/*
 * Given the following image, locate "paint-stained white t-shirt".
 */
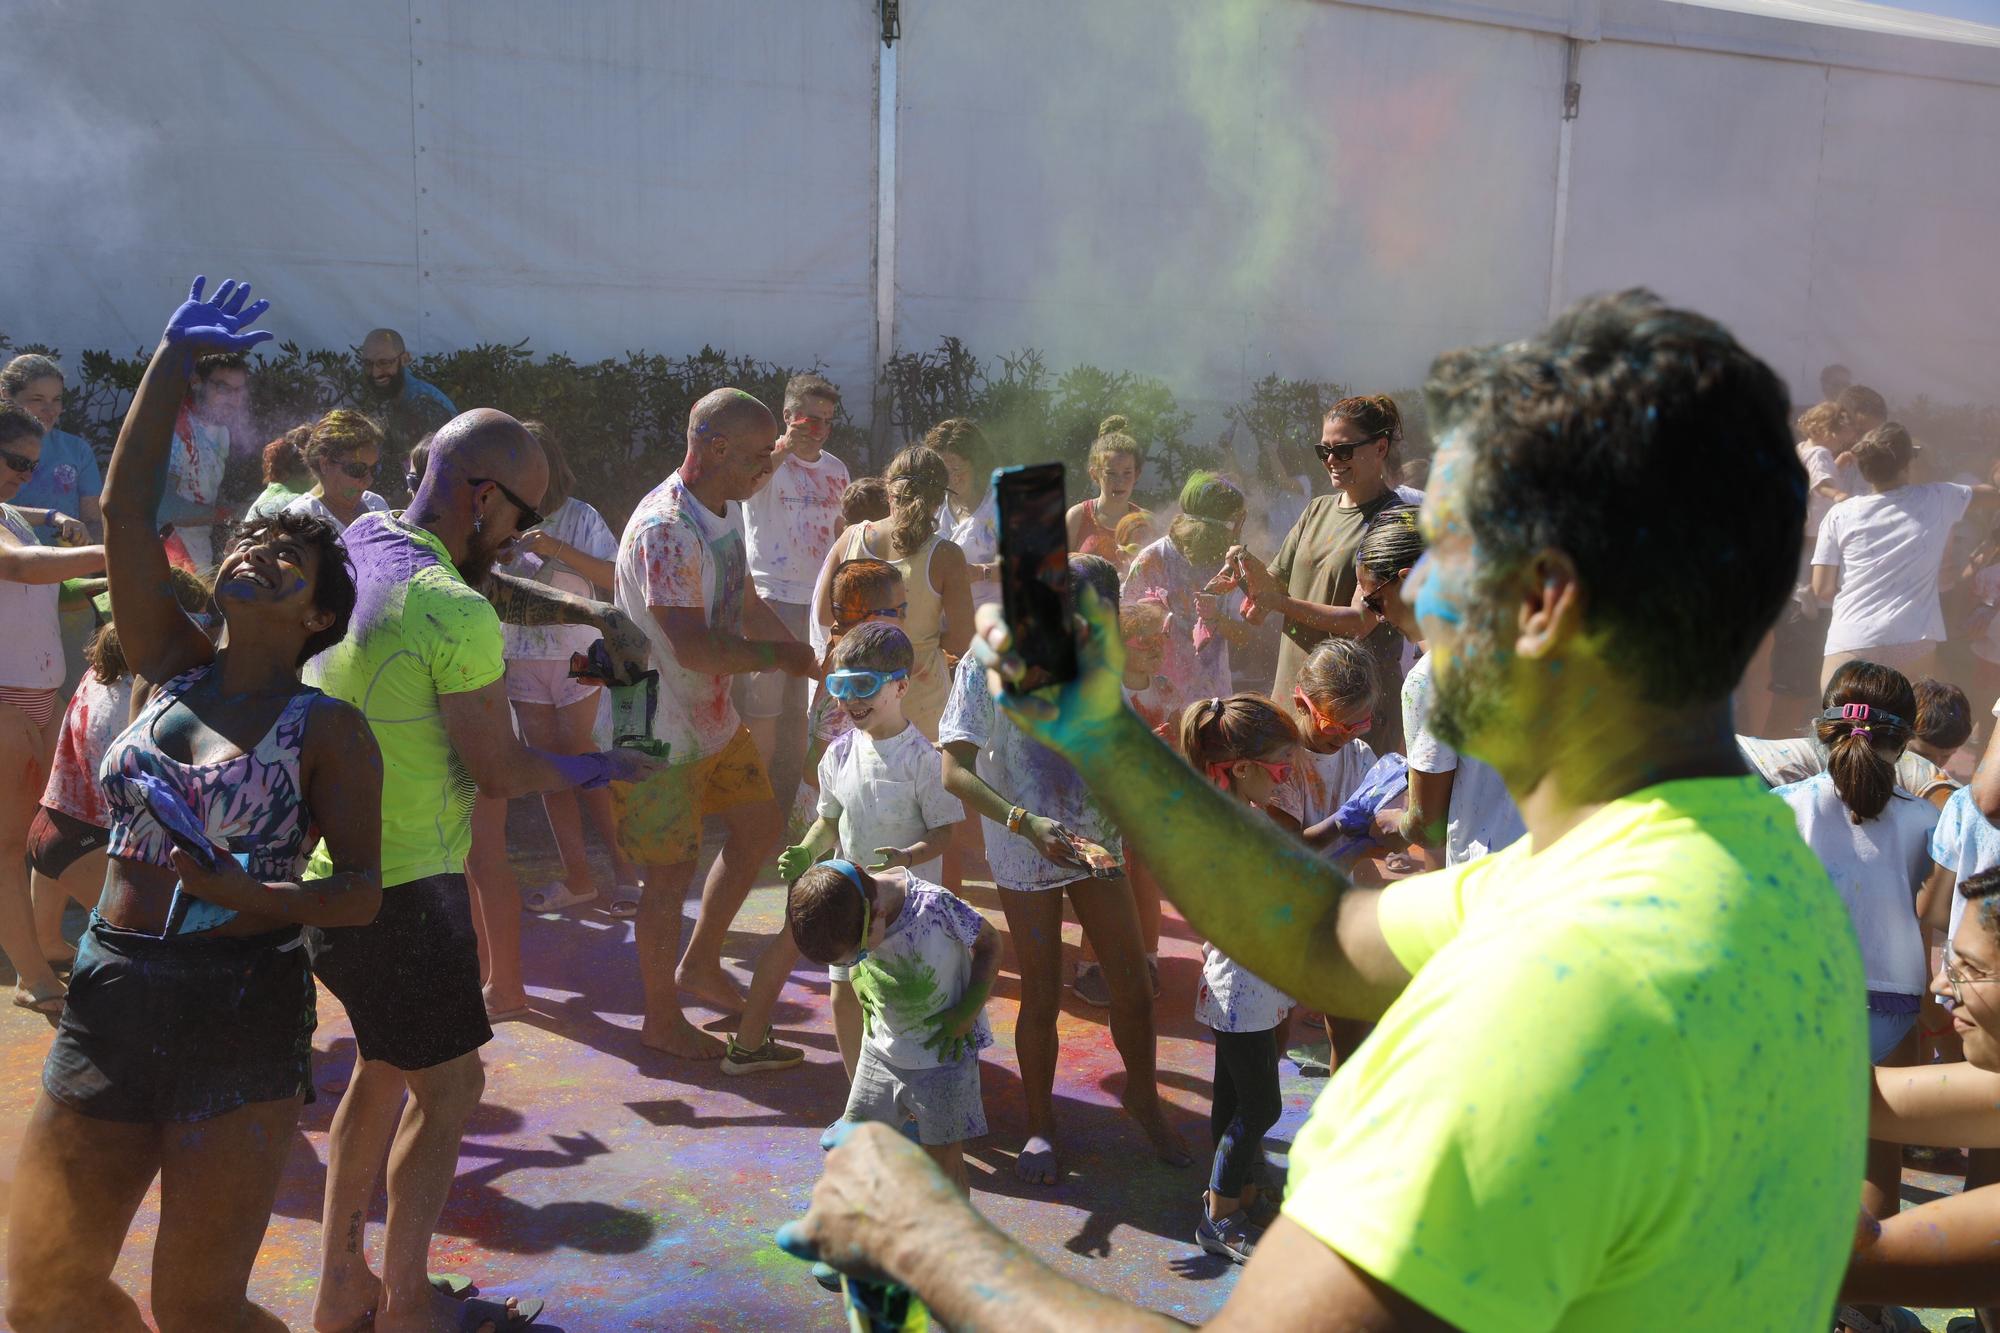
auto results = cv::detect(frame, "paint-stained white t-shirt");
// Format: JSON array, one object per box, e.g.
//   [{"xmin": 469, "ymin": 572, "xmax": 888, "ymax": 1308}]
[
  {"xmin": 1402, "ymin": 655, "xmax": 1525, "ymax": 867},
  {"xmin": 1814, "ymin": 482, "xmax": 1973, "ymax": 653},
  {"xmin": 816, "ymin": 722, "xmax": 964, "ymax": 884},
  {"xmin": 741, "ymin": 450, "xmax": 850, "ymax": 606}
]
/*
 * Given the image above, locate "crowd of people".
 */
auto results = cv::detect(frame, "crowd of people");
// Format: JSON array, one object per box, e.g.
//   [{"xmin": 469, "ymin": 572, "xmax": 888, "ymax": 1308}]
[{"xmin": 6, "ymin": 275, "xmax": 2000, "ymax": 1332}]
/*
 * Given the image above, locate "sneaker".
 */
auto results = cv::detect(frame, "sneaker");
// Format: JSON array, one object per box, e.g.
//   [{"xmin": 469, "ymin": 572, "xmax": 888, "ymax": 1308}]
[
  {"xmin": 721, "ymin": 1038, "xmax": 805, "ymax": 1075},
  {"xmin": 1073, "ymin": 962, "xmax": 1111, "ymax": 1008},
  {"xmin": 1196, "ymin": 1211, "xmax": 1258, "ymax": 1264}
]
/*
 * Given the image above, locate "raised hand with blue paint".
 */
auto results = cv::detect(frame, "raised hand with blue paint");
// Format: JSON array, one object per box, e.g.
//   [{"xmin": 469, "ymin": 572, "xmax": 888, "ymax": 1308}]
[{"xmin": 164, "ymin": 275, "xmax": 274, "ymax": 354}]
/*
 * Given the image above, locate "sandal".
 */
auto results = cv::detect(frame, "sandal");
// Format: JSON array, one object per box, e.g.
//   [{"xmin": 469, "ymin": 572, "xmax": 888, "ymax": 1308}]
[
  {"xmin": 432, "ymin": 1272, "xmax": 477, "ymax": 1299},
  {"xmin": 522, "ymin": 882, "xmax": 597, "ymax": 913},
  {"xmin": 12, "ymin": 991, "xmax": 65, "ymax": 1027},
  {"xmin": 606, "ymin": 881, "xmax": 643, "ymax": 918}
]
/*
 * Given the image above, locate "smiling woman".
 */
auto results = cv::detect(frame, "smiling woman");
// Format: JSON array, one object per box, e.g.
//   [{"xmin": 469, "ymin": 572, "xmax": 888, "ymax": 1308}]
[{"xmin": 4, "ymin": 277, "xmax": 385, "ymax": 1333}]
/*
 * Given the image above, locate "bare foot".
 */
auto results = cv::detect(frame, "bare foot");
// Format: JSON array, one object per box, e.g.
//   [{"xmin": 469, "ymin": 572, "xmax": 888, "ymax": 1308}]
[
  {"xmin": 482, "ymin": 984, "xmax": 531, "ymax": 1021},
  {"xmin": 674, "ymin": 959, "xmax": 747, "ymax": 1014},
  {"xmin": 11, "ymin": 985, "xmax": 65, "ymax": 1028},
  {"xmin": 641, "ymin": 1016, "xmax": 727, "ymax": 1060},
  {"xmin": 1123, "ymin": 1091, "xmax": 1193, "ymax": 1167},
  {"xmin": 1014, "ymin": 1134, "xmax": 1060, "ymax": 1186},
  {"xmin": 310, "ymin": 1266, "xmax": 381, "ymax": 1333}
]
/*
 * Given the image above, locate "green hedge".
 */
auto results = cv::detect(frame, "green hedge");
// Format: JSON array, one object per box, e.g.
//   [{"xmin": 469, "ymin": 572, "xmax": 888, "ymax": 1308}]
[{"xmin": 0, "ymin": 328, "xmax": 1419, "ymax": 526}]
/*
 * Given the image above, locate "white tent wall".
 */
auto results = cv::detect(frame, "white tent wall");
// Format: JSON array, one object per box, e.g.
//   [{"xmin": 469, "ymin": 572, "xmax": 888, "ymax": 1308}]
[
  {"xmin": 1, "ymin": 0, "xmax": 1995, "ymax": 437},
  {"xmin": 0, "ymin": 0, "xmax": 881, "ymax": 400}
]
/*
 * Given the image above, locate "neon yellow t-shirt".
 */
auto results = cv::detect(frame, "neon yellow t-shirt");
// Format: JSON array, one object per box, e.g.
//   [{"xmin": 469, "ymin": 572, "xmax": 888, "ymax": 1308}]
[
  {"xmin": 306, "ymin": 513, "xmax": 505, "ymax": 888},
  {"xmin": 1283, "ymin": 777, "xmax": 1866, "ymax": 1331}
]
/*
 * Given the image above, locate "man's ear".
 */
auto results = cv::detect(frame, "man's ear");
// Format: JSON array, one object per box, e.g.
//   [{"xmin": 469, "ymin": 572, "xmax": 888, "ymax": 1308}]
[{"xmin": 1514, "ymin": 549, "xmax": 1584, "ymax": 662}]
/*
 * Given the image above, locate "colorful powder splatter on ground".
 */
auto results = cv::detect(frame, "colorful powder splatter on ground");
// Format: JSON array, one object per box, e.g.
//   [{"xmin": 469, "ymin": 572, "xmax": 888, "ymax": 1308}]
[{"xmin": 0, "ymin": 829, "xmax": 1976, "ymax": 1329}]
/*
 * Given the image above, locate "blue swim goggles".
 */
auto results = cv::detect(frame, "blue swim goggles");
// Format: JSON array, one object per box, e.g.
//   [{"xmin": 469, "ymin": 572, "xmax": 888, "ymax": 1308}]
[{"xmin": 824, "ymin": 668, "xmax": 908, "ymax": 701}]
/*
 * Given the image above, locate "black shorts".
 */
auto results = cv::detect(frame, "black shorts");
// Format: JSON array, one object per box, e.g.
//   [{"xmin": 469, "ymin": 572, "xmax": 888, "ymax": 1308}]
[
  {"xmin": 1770, "ymin": 604, "xmax": 1829, "ymax": 699},
  {"xmin": 44, "ymin": 916, "xmax": 316, "ymax": 1123},
  {"xmin": 307, "ymin": 872, "xmax": 491, "ymax": 1071},
  {"xmin": 26, "ymin": 806, "xmax": 109, "ymax": 880}
]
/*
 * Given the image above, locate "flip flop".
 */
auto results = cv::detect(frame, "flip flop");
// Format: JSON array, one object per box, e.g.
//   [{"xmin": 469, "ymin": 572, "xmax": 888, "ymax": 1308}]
[
  {"xmin": 606, "ymin": 882, "xmax": 643, "ymax": 918},
  {"xmin": 484, "ymin": 1005, "xmax": 533, "ymax": 1024},
  {"xmin": 12, "ymin": 992, "xmax": 64, "ymax": 1027},
  {"xmin": 431, "ymin": 1272, "xmax": 477, "ymax": 1299},
  {"xmin": 458, "ymin": 1295, "xmax": 543, "ymax": 1330},
  {"xmin": 522, "ymin": 882, "xmax": 597, "ymax": 913}
]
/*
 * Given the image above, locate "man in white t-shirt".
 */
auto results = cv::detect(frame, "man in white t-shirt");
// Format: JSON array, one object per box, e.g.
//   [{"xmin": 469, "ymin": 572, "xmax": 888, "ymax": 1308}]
[
  {"xmin": 737, "ymin": 373, "xmax": 850, "ymax": 818},
  {"xmin": 613, "ymin": 389, "xmax": 818, "ymax": 1066},
  {"xmin": 1400, "ymin": 654, "xmax": 1525, "ymax": 867}
]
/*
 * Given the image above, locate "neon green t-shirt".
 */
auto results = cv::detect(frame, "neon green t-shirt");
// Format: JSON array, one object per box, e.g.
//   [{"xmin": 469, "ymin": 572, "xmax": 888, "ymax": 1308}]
[
  {"xmin": 1284, "ymin": 777, "xmax": 1867, "ymax": 1331},
  {"xmin": 306, "ymin": 513, "xmax": 505, "ymax": 888}
]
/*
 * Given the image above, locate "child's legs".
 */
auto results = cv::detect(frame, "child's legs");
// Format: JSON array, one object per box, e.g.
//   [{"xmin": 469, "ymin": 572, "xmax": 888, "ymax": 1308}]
[
  {"xmin": 1128, "ymin": 853, "xmax": 1162, "ymax": 957},
  {"xmin": 996, "ymin": 887, "xmax": 1066, "ymax": 1137},
  {"xmin": 1209, "ymin": 1027, "xmax": 1280, "ymax": 1203},
  {"xmin": 514, "ymin": 696, "xmax": 593, "ymax": 890},
  {"xmin": 922, "ymin": 1141, "xmax": 970, "ymax": 1196}
]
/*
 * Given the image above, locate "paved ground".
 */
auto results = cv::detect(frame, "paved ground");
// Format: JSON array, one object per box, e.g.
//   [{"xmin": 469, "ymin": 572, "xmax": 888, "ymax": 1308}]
[{"xmin": 0, "ymin": 816, "xmax": 1979, "ymax": 1330}]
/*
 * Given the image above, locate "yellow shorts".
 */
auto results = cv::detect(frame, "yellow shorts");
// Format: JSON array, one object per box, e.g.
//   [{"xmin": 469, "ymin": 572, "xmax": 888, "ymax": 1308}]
[{"xmin": 610, "ymin": 726, "xmax": 773, "ymax": 867}]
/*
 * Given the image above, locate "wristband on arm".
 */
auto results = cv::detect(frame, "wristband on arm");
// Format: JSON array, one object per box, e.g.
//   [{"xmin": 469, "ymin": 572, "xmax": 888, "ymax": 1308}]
[{"xmin": 1006, "ymin": 806, "xmax": 1028, "ymax": 834}]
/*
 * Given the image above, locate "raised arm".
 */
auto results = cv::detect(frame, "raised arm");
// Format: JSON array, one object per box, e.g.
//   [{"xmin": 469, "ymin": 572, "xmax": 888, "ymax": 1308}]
[
  {"xmin": 100, "ymin": 278, "xmax": 270, "ymax": 684},
  {"xmin": 978, "ymin": 595, "xmax": 1409, "ymax": 1021}
]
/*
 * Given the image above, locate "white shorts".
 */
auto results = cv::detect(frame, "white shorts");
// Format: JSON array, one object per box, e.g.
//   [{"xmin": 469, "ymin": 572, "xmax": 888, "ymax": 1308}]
[
  {"xmin": 841, "ymin": 1045, "xmax": 987, "ymax": 1147},
  {"xmin": 506, "ymin": 657, "xmax": 600, "ymax": 709}
]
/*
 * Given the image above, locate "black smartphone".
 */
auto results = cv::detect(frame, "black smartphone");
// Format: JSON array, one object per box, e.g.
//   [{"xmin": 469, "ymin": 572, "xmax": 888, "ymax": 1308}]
[{"xmin": 993, "ymin": 462, "xmax": 1077, "ymax": 693}]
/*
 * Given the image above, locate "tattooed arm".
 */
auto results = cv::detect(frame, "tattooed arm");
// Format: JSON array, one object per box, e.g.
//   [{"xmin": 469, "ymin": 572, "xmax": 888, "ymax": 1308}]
[{"xmin": 479, "ymin": 571, "xmax": 652, "ymax": 681}]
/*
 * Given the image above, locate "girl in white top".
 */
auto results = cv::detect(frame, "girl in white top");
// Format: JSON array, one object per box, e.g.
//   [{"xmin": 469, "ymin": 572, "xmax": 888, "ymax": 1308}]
[
  {"xmin": 928, "ymin": 418, "xmax": 999, "ymax": 610},
  {"xmin": 1773, "ymin": 665, "xmax": 1939, "ymax": 1064},
  {"xmin": 466, "ymin": 425, "xmax": 637, "ymax": 1017},
  {"xmin": 1812, "ymin": 422, "xmax": 1999, "ymax": 689},
  {"xmin": 1177, "ymin": 694, "xmax": 1299, "ymax": 1264},
  {"xmin": 1273, "ymin": 637, "xmax": 1380, "ymax": 848},
  {"xmin": 282, "ymin": 410, "xmax": 389, "ymax": 534},
  {"xmin": 0, "ymin": 406, "xmax": 105, "ymax": 1017}
]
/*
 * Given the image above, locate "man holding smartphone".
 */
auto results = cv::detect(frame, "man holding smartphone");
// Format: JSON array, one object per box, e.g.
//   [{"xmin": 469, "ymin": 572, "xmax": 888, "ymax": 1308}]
[{"xmin": 782, "ymin": 292, "xmax": 1868, "ymax": 1332}]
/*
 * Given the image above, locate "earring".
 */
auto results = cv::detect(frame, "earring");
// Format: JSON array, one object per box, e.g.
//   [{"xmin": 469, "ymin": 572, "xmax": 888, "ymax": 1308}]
[{"xmin": 473, "ymin": 514, "xmax": 485, "ymax": 535}]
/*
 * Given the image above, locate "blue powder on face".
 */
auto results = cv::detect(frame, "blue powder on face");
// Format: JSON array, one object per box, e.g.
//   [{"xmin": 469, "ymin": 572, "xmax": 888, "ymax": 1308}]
[{"xmin": 1413, "ymin": 565, "xmax": 1461, "ymax": 627}]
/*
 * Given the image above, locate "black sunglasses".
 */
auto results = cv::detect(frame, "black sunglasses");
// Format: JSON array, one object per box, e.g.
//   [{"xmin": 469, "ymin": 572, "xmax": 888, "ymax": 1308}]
[
  {"xmin": 468, "ymin": 475, "xmax": 542, "ymax": 532},
  {"xmin": 0, "ymin": 447, "xmax": 35, "ymax": 476},
  {"xmin": 1361, "ymin": 570, "xmax": 1403, "ymax": 616},
  {"xmin": 1316, "ymin": 430, "xmax": 1391, "ymax": 465},
  {"xmin": 333, "ymin": 458, "xmax": 377, "ymax": 480}
]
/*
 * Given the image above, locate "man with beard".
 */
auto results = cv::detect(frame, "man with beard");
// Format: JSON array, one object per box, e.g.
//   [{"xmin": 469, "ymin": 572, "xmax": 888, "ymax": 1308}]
[
  {"xmin": 611, "ymin": 388, "xmax": 817, "ymax": 1066},
  {"xmin": 780, "ymin": 291, "xmax": 1870, "ymax": 1331},
  {"xmin": 306, "ymin": 408, "xmax": 659, "ymax": 1333},
  {"xmin": 356, "ymin": 329, "xmax": 455, "ymax": 499}
]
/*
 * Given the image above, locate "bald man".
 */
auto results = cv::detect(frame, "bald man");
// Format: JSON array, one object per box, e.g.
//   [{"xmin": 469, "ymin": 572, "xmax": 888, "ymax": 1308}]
[
  {"xmin": 612, "ymin": 388, "xmax": 817, "ymax": 1066},
  {"xmin": 306, "ymin": 409, "xmax": 657, "ymax": 1333},
  {"xmin": 358, "ymin": 327, "xmax": 456, "ymax": 417}
]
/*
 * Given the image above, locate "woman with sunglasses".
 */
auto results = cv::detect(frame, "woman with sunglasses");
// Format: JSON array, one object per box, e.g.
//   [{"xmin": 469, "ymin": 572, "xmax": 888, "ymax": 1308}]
[
  {"xmin": 1234, "ymin": 394, "xmax": 1415, "ymax": 749},
  {"xmin": 0, "ymin": 404, "xmax": 105, "ymax": 1021},
  {"xmin": 1356, "ymin": 507, "xmax": 1525, "ymax": 869},
  {"xmin": 1176, "ymin": 693, "xmax": 1300, "ymax": 1264},
  {"xmin": 284, "ymin": 408, "xmax": 389, "ymax": 534}
]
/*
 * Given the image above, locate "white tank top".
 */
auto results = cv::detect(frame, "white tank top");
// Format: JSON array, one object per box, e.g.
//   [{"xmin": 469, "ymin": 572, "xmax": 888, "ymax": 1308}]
[{"xmin": 0, "ymin": 504, "xmax": 63, "ymax": 689}]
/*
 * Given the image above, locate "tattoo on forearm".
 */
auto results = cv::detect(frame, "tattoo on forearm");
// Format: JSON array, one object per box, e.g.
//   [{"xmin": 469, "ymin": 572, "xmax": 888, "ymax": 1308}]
[{"xmin": 482, "ymin": 572, "xmax": 605, "ymax": 628}]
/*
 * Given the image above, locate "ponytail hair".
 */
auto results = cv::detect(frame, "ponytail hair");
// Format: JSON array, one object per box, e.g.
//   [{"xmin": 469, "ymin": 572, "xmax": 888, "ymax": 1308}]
[
  {"xmin": 263, "ymin": 424, "xmax": 313, "ymax": 486},
  {"xmin": 1167, "ymin": 471, "xmax": 1245, "ymax": 568},
  {"xmin": 1088, "ymin": 415, "xmax": 1143, "ymax": 480},
  {"xmin": 882, "ymin": 445, "xmax": 950, "ymax": 557},
  {"xmin": 1176, "ymin": 693, "xmax": 1298, "ymax": 789},
  {"xmin": 1327, "ymin": 394, "xmax": 1403, "ymax": 446},
  {"xmin": 1815, "ymin": 660, "xmax": 1917, "ymax": 822},
  {"xmin": 1852, "ymin": 422, "xmax": 1917, "ymax": 487}
]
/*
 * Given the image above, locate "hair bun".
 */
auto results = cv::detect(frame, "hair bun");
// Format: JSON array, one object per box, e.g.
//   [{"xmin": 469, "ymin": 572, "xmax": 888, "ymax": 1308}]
[{"xmin": 1098, "ymin": 414, "xmax": 1129, "ymax": 437}]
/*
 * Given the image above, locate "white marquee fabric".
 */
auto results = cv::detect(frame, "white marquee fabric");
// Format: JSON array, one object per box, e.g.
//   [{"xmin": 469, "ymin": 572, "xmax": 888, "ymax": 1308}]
[{"xmin": 2, "ymin": 0, "xmax": 1995, "ymax": 427}]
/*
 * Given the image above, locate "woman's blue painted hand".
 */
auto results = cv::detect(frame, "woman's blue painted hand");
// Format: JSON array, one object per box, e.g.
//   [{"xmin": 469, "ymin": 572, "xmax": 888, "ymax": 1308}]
[{"xmin": 164, "ymin": 276, "xmax": 274, "ymax": 353}]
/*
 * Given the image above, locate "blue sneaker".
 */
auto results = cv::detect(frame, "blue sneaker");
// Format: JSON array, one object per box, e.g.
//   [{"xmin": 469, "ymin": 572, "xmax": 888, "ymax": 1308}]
[{"xmin": 1196, "ymin": 1211, "xmax": 1258, "ymax": 1265}]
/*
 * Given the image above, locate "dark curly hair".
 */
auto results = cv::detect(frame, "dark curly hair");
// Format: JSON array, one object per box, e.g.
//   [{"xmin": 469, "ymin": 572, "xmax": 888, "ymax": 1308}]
[
  {"xmin": 227, "ymin": 507, "xmax": 358, "ymax": 666},
  {"xmin": 1422, "ymin": 288, "xmax": 1799, "ymax": 707}
]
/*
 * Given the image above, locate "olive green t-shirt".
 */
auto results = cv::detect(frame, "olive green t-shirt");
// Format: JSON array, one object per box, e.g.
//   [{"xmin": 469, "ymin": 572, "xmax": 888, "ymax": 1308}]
[{"xmin": 1269, "ymin": 491, "xmax": 1406, "ymax": 741}]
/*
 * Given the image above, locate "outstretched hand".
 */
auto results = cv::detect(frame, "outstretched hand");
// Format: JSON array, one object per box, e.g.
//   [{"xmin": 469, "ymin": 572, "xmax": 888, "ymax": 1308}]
[
  {"xmin": 165, "ymin": 276, "xmax": 274, "ymax": 353},
  {"xmin": 972, "ymin": 587, "xmax": 1130, "ymax": 763}
]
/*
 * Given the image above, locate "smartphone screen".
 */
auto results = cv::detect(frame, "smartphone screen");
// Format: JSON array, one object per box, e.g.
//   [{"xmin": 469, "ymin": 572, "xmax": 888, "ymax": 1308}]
[{"xmin": 993, "ymin": 462, "xmax": 1077, "ymax": 693}]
